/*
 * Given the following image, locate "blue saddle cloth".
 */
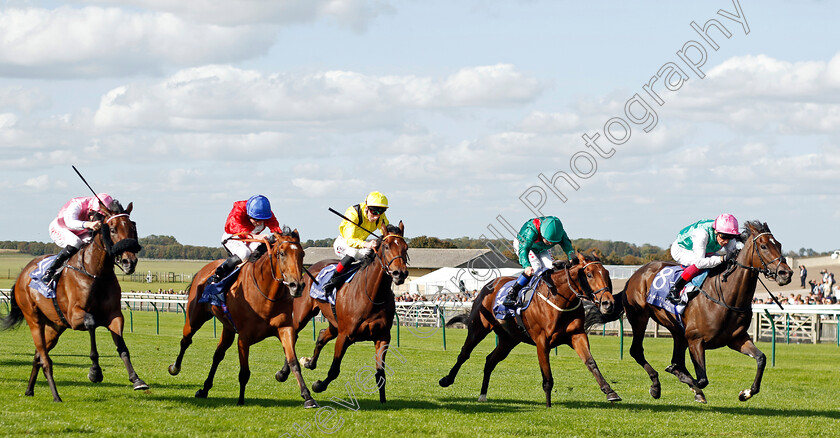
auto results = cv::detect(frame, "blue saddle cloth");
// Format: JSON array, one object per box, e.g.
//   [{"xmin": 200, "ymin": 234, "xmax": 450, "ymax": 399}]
[
  {"xmin": 493, "ymin": 270, "xmax": 546, "ymax": 320},
  {"xmin": 199, "ymin": 266, "xmax": 241, "ymax": 307},
  {"xmin": 647, "ymin": 266, "xmax": 710, "ymax": 324},
  {"xmin": 28, "ymin": 256, "xmax": 58, "ymax": 299},
  {"xmin": 309, "ymin": 264, "xmax": 358, "ymax": 306}
]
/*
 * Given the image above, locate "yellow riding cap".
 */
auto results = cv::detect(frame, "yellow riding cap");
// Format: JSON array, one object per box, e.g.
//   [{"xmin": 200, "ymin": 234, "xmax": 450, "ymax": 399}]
[{"xmin": 365, "ymin": 191, "xmax": 389, "ymax": 208}]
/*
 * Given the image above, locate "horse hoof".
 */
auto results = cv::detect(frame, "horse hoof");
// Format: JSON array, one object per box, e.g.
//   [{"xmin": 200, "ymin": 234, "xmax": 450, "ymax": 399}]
[
  {"xmin": 739, "ymin": 389, "xmax": 753, "ymax": 401},
  {"xmin": 89, "ymin": 369, "xmax": 103, "ymax": 383},
  {"xmin": 606, "ymin": 391, "xmax": 622, "ymax": 402},
  {"xmin": 438, "ymin": 376, "xmax": 452, "ymax": 387},
  {"xmin": 195, "ymin": 389, "xmax": 208, "ymax": 398},
  {"xmin": 25, "ymin": 391, "xmax": 34, "ymax": 397},
  {"xmin": 477, "ymin": 394, "xmax": 487, "ymax": 402},
  {"xmin": 312, "ymin": 380, "xmax": 326, "ymax": 393},
  {"xmin": 302, "ymin": 357, "xmax": 315, "ymax": 370},
  {"xmin": 133, "ymin": 379, "xmax": 149, "ymax": 391},
  {"xmin": 168, "ymin": 364, "xmax": 180, "ymax": 376},
  {"xmin": 650, "ymin": 385, "xmax": 661, "ymax": 399},
  {"xmin": 275, "ymin": 369, "xmax": 289, "ymax": 383},
  {"xmin": 694, "ymin": 393, "xmax": 707, "ymax": 404},
  {"xmin": 304, "ymin": 399, "xmax": 320, "ymax": 409}
]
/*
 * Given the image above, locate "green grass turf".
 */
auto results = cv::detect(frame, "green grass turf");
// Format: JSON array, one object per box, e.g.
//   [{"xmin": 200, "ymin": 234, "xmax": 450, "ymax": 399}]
[{"xmin": 1, "ymin": 307, "xmax": 839, "ymax": 437}]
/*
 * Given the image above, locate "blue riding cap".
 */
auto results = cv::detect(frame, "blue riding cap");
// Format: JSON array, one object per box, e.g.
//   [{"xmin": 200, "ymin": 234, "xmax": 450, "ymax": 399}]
[{"xmin": 246, "ymin": 195, "xmax": 272, "ymax": 220}]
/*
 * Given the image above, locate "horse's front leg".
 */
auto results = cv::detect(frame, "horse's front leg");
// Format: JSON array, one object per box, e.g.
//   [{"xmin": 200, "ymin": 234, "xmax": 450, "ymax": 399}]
[
  {"xmin": 569, "ymin": 332, "xmax": 621, "ymax": 403},
  {"xmin": 729, "ymin": 335, "xmax": 765, "ymax": 401},
  {"xmin": 88, "ymin": 329, "xmax": 103, "ymax": 383},
  {"xmin": 278, "ymin": 326, "xmax": 318, "ymax": 408},
  {"xmin": 312, "ymin": 332, "xmax": 353, "ymax": 393},
  {"xmin": 373, "ymin": 338, "xmax": 390, "ymax": 403},
  {"xmin": 106, "ymin": 315, "xmax": 148, "ymax": 390}
]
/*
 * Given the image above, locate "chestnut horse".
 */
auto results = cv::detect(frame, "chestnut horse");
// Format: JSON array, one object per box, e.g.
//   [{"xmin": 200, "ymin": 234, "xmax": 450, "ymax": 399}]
[
  {"xmin": 439, "ymin": 253, "xmax": 621, "ymax": 407},
  {"xmin": 585, "ymin": 221, "xmax": 793, "ymax": 403},
  {"xmin": 0, "ymin": 200, "xmax": 145, "ymax": 402},
  {"xmin": 276, "ymin": 222, "xmax": 409, "ymax": 403},
  {"xmin": 167, "ymin": 230, "xmax": 318, "ymax": 407}
]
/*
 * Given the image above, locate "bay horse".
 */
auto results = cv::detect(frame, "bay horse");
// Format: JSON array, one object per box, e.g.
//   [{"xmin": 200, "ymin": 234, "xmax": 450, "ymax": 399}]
[
  {"xmin": 585, "ymin": 221, "xmax": 793, "ymax": 403},
  {"xmin": 167, "ymin": 230, "xmax": 318, "ymax": 407},
  {"xmin": 276, "ymin": 222, "xmax": 409, "ymax": 403},
  {"xmin": 0, "ymin": 200, "xmax": 145, "ymax": 402},
  {"xmin": 439, "ymin": 253, "xmax": 621, "ymax": 407}
]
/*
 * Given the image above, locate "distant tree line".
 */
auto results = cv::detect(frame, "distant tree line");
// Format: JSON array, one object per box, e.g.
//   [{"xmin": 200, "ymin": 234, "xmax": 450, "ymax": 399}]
[{"xmin": 1, "ymin": 236, "xmax": 826, "ymax": 264}]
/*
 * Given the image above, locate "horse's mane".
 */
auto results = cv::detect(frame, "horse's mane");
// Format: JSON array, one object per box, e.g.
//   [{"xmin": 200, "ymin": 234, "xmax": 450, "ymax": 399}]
[
  {"xmin": 383, "ymin": 224, "xmax": 403, "ymax": 236},
  {"xmin": 552, "ymin": 252, "xmax": 600, "ymax": 270},
  {"xmin": 740, "ymin": 220, "xmax": 770, "ymax": 239}
]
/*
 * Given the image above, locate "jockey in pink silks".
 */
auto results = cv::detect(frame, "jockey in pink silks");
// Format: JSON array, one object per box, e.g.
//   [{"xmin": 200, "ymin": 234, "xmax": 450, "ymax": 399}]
[
  {"xmin": 667, "ymin": 213, "xmax": 742, "ymax": 304},
  {"xmin": 41, "ymin": 193, "xmax": 114, "ymax": 284}
]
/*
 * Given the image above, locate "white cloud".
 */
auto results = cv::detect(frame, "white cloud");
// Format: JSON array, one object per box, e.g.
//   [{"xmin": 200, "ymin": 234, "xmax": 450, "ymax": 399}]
[
  {"xmin": 92, "ymin": 64, "xmax": 544, "ymax": 131},
  {"xmin": 0, "ymin": 6, "xmax": 276, "ymax": 77},
  {"xmin": 75, "ymin": 0, "xmax": 393, "ymax": 29},
  {"xmin": 23, "ymin": 174, "xmax": 50, "ymax": 190}
]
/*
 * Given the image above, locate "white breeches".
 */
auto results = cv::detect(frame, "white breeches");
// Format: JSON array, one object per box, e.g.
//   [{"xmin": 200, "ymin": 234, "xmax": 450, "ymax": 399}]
[
  {"xmin": 669, "ymin": 241, "xmax": 722, "ymax": 270},
  {"xmin": 49, "ymin": 218, "xmax": 89, "ymax": 249},
  {"xmin": 333, "ymin": 236, "xmax": 373, "ymax": 260},
  {"xmin": 222, "ymin": 234, "xmax": 263, "ymax": 261},
  {"xmin": 513, "ymin": 239, "xmax": 554, "ymax": 271}
]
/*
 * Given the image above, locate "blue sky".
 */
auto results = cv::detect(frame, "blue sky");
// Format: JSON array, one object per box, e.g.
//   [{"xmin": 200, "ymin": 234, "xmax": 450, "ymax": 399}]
[{"xmin": 1, "ymin": 0, "xmax": 838, "ymax": 253}]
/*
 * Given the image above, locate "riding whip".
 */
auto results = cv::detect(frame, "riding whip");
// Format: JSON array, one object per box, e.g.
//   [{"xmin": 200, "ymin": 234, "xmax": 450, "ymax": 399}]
[
  {"xmin": 72, "ymin": 165, "xmax": 109, "ymax": 210},
  {"xmin": 328, "ymin": 207, "xmax": 383, "ymax": 239}
]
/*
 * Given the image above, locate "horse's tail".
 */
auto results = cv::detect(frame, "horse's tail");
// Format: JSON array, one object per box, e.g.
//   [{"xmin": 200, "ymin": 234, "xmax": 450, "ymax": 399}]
[
  {"xmin": 1, "ymin": 285, "xmax": 25, "ymax": 331},
  {"xmin": 584, "ymin": 289, "xmax": 626, "ymax": 332}
]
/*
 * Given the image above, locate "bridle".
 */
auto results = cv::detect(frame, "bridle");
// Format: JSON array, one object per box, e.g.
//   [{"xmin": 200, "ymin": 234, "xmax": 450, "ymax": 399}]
[
  {"xmin": 251, "ymin": 238, "xmax": 302, "ymax": 303},
  {"xmin": 68, "ymin": 212, "xmax": 138, "ymax": 278},
  {"xmin": 538, "ymin": 260, "xmax": 611, "ymax": 313},
  {"xmin": 732, "ymin": 232, "xmax": 786, "ymax": 280},
  {"xmin": 375, "ymin": 234, "xmax": 408, "ymax": 277}
]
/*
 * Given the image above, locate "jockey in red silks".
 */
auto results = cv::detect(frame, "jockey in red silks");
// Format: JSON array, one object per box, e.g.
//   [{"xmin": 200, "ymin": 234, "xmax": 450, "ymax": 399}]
[
  {"xmin": 208, "ymin": 195, "xmax": 283, "ymax": 284},
  {"xmin": 41, "ymin": 193, "xmax": 115, "ymax": 284},
  {"xmin": 667, "ymin": 213, "xmax": 742, "ymax": 304}
]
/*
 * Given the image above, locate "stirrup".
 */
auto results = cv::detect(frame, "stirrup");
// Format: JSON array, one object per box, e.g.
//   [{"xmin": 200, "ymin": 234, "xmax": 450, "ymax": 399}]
[{"xmin": 502, "ymin": 293, "xmax": 518, "ymax": 307}]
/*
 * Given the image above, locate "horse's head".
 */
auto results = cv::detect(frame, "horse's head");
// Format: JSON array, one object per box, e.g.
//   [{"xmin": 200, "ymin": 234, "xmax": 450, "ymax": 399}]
[
  {"xmin": 738, "ymin": 221, "xmax": 793, "ymax": 286},
  {"xmin": 376, "ymin": 221, "xmax": 409, "ymax": 285},
  {"xmin": 100, "ymin": 200, "xmax": 141, "ymax": 275},
  {"xmin": 270, "ymin": 229, "xmax": 305, "ymax": 297},
  {"xmin": 552, "ymin": 252, "xmax": 614, "ymax": 314}
]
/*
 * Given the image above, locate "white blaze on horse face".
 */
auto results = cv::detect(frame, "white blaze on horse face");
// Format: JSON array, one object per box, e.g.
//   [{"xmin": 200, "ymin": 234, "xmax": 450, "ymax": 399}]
[{"xmin": 289, "ymin": 244, "xmax": 299, "ymax": 250}]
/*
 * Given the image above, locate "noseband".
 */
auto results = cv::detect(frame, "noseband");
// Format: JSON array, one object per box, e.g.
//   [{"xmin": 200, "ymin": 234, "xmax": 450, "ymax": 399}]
[
  {"xmin": 252, "ymin": 239, "xmax": 301, "ymax": 303},
  {"xmin": 564, "ymin": 261, "xmax": 610, "ymax": 301}
]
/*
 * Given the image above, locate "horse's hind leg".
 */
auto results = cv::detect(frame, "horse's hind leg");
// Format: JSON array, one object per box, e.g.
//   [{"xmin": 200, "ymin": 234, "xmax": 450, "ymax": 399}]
[
  {"xmin": 106, "ymin": 315, "xmax": 148, "ymax": 390},
  {"xmin": 569, "ymin": 332, "xmax": 621, "ymax": 404},
  {"xmin": 88, "ymin": 329, "xmax": 103, "ymax": 383},
  {"xmin": 439, "ymin": 318, "xmax": 492, "ymax": 388},
  {"xmin": 28, "ymin": 323, "xmax": 62, "ymax": 402},
  {"xmin": 170, "ymin": 306, "xmax": 213, "ymax": 376},
  {"xmin": 729, "ymin": 335, "xmax": 765, "ymax": 401},
  {"xmin": 627, "ymin": 310, "xmax": 661, "ymax": 399},
  {"xmin": 196, "ymin": 327, "xmax": 235, "ymax": 399},
  {"xmin": 478, "ymin": 334, "xmax": 516, "ymax": 403},
  {"xmin": 278, "ymin": 326, "xmax": 318, "ymax": 408}
]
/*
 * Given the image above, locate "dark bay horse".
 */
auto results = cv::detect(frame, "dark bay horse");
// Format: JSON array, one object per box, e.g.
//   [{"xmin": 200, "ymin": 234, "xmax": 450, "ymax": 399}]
[
  {"xmin": 585, "ymin": 221, "xmax": 793, "ymax": 403},
  {"xmin": 0, "ymin": 201, "xmax": 145, "ymax": 402},
  {"xmin": 439, "ymin": 253, "xmax": 621, "ymax": 407},
  {"xmin": 167, "ymin": 230, "xmax": 318, "ymax": 407},
  {"xmin": 276, "ymin": 222, "xmax": 409, "ymax": 403}
]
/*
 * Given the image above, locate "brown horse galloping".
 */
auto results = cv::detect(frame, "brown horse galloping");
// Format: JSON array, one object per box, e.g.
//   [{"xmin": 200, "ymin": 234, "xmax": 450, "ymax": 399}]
[
  {"xmin": 167, "ymin": 230, "xmax": 318, "ymax": 407},
  {"xmin": 439, "ymin": 253, "xmax": 621, "ymax": 407},
  {"xmin": 276, "ymin": 222, "xmax": 409, "ymax": 403},
  {"xmin": 0, "ymin": 201, "xmax": 145, "ymax": 402},
  {"xmin": 585, "ymin": 221, "xmax": 792, "ymax": 403}
]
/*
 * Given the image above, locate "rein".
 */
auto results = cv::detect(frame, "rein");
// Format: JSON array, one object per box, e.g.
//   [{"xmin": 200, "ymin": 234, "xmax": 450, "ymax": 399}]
[
  {"xmin": 537, "ymin": 261, "xmax": 608, "ymax": 314},
  {"xmin": 359, "ymin": 234, "xmax": 407, "ymax": 306},
  {"xmin": 249, "ymin": 240, "xmax": 299, "ymax": 303}
]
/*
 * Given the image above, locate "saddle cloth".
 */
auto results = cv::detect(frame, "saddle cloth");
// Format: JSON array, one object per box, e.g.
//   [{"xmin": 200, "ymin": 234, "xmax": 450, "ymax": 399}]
[
  {"xmin": 199, "ymin": 266, "xmax": 242, "ymax": 307},
  {"xmin": 309, "ymin": 264, "xmax": 359, "ymax": 306},
  {"xmin": 493, "ymin": 270, "xmax": 546, "ymax": 320},
  {"xmin": 646, "ymin": 265, "xmax": 710, "ymax": 323},
  {"xmin": 28, "ymin": 256, "xmax": 58, "ymax": 299}
]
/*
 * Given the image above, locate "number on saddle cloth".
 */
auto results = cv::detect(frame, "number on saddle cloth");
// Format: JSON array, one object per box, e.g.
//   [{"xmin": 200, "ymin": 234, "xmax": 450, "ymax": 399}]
[{"xmin": 200, "ymin": 267, "xmax": 242, "ymax": 307}]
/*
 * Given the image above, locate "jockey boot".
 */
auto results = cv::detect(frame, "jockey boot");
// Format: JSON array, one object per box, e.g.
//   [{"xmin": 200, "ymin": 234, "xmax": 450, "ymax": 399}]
[
  {"xmin": 503, "ymin": 274, "xmax": 530, "ymax": 307},
  {"xmin": 209, "ymin": 255, "xmax": 242, "ymax": 284},
  {"xmin": 40, "ymin": 246, "xmax": 78, "ymax": 285},
  {"xmin": 324, "ymin": 256, "xmax": 355, "ymax": 297},
  {"xmin": 667, "ymin": 276, "xmax": 688, "ymax": 304}
]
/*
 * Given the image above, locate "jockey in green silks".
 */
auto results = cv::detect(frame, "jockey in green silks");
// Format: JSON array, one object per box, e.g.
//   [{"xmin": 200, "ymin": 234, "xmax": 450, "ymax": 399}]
[{"xmin": 502, "ymin": 216, "xmax": 576, "ymax": 308}]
